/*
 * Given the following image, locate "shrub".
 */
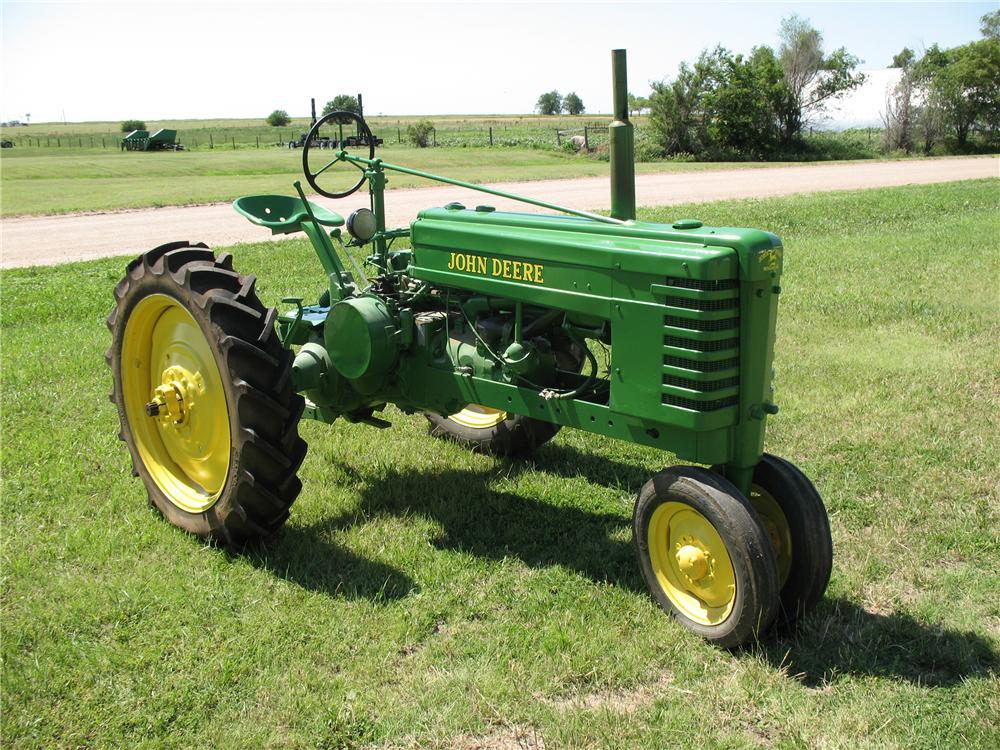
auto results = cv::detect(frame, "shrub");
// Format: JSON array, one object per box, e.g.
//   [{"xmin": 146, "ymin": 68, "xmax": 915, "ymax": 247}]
[
  {"xmin": 407, "ymin": 120, "xmax": 434, "ymax": 148},
  {"xmin": 266, "ymin": 109, "xmax": 290, "ymax": 127},
  {"xmin": 120, "ymin": 119, "xmax": 145, "ymax": 133}
]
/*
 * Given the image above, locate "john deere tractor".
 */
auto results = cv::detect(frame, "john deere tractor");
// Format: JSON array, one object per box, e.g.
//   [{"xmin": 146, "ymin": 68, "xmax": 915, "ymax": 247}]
[{"xmin": 107, "ymin": 51, "xmax": 831, "ymax": 647}]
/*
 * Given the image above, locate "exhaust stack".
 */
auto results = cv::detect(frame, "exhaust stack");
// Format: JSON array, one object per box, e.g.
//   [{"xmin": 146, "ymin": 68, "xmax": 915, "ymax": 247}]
[{"xmin": 609, "ymin": 49, "xmax": 636, "ymax": 221}]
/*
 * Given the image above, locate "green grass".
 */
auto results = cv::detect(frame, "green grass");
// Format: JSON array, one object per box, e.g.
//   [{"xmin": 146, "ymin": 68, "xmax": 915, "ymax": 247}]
[
  {"xmin": 0, "ymin": 146, "xmax": 787, "ymax": 218},
  {"xmin": 2, "ymin": 181, "xmax": 998, "ymax": 748}
]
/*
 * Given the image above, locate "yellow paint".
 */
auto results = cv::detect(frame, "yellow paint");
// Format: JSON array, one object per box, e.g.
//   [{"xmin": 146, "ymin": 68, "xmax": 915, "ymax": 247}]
[
  {"xmin": 447, "ymin": 252, "xmax": 544, "ymax": 284},
  {"xmin": 121, "ymin": 294, "xmax": 231, "ymax": 513},
  {"xmin": 758, "ymin": 247, "xmax": 782, "ymax": 273},
  {"xmin": 447, "ymin": 404, "xmax": 508, "ymax": 429},
  {"xmin": 749, "ymin": 486, "xmax": 793, "ymax": 587},
  {"xmin": 647, "ymin": 501, "xmax": 736, "ymax": 625}
]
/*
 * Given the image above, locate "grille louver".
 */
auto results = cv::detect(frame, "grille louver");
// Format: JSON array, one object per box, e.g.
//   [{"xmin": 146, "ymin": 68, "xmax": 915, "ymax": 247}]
[{"xmin": 660, "ymin": 276, "xmax": 741, "ymax": 413}]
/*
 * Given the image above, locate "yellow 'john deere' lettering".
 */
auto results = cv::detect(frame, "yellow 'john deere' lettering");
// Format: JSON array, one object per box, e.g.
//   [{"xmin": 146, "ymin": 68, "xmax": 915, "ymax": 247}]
[{"xmin": 447, "ymin": 252, "xmax": 544, "ymax": 284}]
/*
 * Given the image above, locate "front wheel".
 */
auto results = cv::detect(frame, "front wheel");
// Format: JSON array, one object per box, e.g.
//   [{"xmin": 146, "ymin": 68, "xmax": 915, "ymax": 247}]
[
  {"xmin": 106, "ymin": 241, "xmax": 307, "ymax": 546},
  {"xmin": 742, "ymin": 454, "xmax": 833, "ymax": 621},
  {"xmin": 633, "ymin": 466, "xmax": 779, "ymax": 648}
]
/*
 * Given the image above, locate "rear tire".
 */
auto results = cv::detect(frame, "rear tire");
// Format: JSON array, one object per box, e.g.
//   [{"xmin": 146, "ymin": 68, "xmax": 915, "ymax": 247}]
[
  {"xmin": 426, "ymin": 407, "xmax": 560, "ymax": 457},
  {"xmin": 106, "ymin": 241, "xmax": 306, "ymax": 546},
  {"xmin": 633, "ymin": 466, "xmax": 779, "ymax": 648},
  {"xmin": 425, "ymin": 339, "xmax": 584, "ymax": 456}
]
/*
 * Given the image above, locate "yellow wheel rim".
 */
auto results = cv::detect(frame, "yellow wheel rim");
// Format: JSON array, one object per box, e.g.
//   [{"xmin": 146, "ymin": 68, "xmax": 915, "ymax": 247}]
[
  {"xmin": 749, "ymin": 486, "xmax": 792, "ymax": 587},
  {"xmin": 647, "ymin": 502, "xmax": 736, "ymax": 625},
  {"xmin": 121, "ymin": 294, "xmax": 231, "ymax": 513},
  {"xmin": 447, "ymin": 404, "xmax": 508, "ymax": 429}
]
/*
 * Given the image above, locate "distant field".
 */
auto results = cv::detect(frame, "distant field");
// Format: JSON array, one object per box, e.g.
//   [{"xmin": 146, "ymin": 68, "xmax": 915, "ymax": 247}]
[
  {"xmin": 0, "ymin": 146, "xmax": 785, "ymax": 217},
  {"xmin": 0, "ymin": 113, "xmax": 634, "ymax": 152},
  {"xmin": 2, "ymin": 181, "xmax": 997, "ymax": 748}
]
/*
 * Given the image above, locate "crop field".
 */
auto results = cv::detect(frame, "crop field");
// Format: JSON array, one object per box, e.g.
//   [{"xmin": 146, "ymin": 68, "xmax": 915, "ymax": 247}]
[
  {"xmin": 2, "ymin": 181, "xmax": 998, "ymax": 748},
  {"xmin": 0, "ymin": 146, "xmax": 779, "ymax": 218}
]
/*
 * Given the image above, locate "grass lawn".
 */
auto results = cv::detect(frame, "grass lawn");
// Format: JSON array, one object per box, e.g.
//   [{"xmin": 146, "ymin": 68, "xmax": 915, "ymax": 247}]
[
  {"xmin": 0, "ymin": 145, "xmax": 795, "ymax": 218},
  {"xmin": 2, "ymin": 180, "xmax": 998, "ymax": 748}
]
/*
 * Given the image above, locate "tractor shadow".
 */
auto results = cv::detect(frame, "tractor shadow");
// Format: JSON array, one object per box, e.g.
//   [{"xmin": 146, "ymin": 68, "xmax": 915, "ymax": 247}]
[
  {"xmin": 323, "ymin": 452, "xmax": 643, "ymax": 592},
  {"xmin": 757, "ymin": 598, "xmax": 999, "ymax": 688},
  {"xmin": 240, "ymin": 524, "xmax": 415, "ymax": 602}
]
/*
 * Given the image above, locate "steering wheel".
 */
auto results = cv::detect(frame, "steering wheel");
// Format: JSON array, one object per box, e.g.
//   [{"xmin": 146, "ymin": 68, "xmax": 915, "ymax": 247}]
[{"xmin": 301, "ymin": 110, "xmax": 377, "ymax": 199}]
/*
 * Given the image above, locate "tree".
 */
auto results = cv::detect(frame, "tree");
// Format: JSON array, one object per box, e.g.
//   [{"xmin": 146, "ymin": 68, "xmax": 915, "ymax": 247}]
[
  {"xmin": 407, "ymin": 120, "xmax": 434, "ymax": 147},
  {"xmin": 981, "ymin": 9, "xmax": 1000, "ymax": 41},
  {"xmin": 563, "ymin": 92, "xmax": 585, "ymax": 115},
  {"xmin": 914, "ymin": 39, "xmax": 1000, "ymax": 148},
  {"xmin": 777, "ymin": 14, "xmax": 865, "ymax": 141},
  {"xmin": 627, "ymin": 93, "xmax": 649, "ymax": 117},
  {"xmin": 121, "ymin": 119, "xmax": 145, "ymax": 133},
  {"xmin": 882, "ymin": 68, "xmax": 916, "ymax": 152},
  {"xmin": 648, "ymin": 55, "xmax": 713, "ymax": 155},
  {"xmin": 536, "ymin": 90, "xmax": 563, "ymax": 115},
  {"xmin": 705, "ymin": 46, "xmax": 791, "ymax": 156},
  {"xmin": 322, "ymin": 95, "xmax": 359, "ymax": 117},
  {"xmin": 890, "ymin": 47, "xmax": 916, "ymax": 69},
  {"xmin": 266, "ymin": 109, "xmax": 290, "ymax": 127}
]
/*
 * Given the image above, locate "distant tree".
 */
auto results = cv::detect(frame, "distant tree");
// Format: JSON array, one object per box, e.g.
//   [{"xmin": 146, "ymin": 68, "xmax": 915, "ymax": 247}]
[
  {"xmin": 266, "ymin": 109, "xmax": 290, "ymax": 127},
  {"xmin": 706, "ymin": 46, "xmax": 790, "ymax": 156},
  {"xmin": 322, "ymin": 95, "xmax": 360, "ymax": 120},
  {"xmin": 777, "ymin": 14, "xmax": 865, "ymax": 141},
  {"xmin": 882, "ymin": 67, "xmax": 916, "ymax": 152},
  {"xmin": 627, "ymin": 93, "xmax": 650, "ymax": 116},
  {"xmin": 914, "ymin": 39, "xmax": 1000, "ymax": 148},
  {"xmin": 121, "ymin": 119, "xmax": 145, "ymax": 133},
  {"xmin": 890, "ymin": 47, "xmax": 916, "ymax": 69},
  {"xmin": 536, "ymin": 90, "xmax": 563, "ymax": 115},
  {"xmin": 981, "ymin": 9, "xmax": 1000, "ymax": 41},
  {"xmin": 648, "ymin": 51, "xmax": 717, "ymax": 155},
  {"xmin": 406, "ymin": 119, "xmax": 434, "ymax": 147},
  {"xmin": 563, "ymin": 92, "xmax": 585, "ymax": 115}
]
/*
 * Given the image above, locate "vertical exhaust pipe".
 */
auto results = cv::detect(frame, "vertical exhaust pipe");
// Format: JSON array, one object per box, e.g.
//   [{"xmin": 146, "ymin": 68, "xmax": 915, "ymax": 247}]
[{"xmin": 609, "ymin": 49, "xmax": 636, "ymax": 221}]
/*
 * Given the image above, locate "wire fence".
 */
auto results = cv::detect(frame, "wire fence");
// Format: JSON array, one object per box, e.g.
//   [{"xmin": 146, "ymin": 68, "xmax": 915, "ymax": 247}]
[{"xmin": 0, "ymin": 120, "xmax": 616, "ymax": 152}]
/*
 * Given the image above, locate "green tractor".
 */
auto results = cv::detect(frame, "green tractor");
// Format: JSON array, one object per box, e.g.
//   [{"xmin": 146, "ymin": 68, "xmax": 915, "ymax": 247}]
[{"xmin": 107, "ymin": 50, "xmax": 831, "ymax": 648}]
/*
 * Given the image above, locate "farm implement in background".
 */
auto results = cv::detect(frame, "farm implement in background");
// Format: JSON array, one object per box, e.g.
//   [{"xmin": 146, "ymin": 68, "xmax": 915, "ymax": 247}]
[
  {"xmin": 106, "ymin": 50, "xmax": 832, "ymax": 648},
  {"xmin": 287, "ymin": 95, "xmax": 384, "ymax": 150},
  {"xmin": 121, "ymin": 128, "xmax": 183, "ymax": 151}
]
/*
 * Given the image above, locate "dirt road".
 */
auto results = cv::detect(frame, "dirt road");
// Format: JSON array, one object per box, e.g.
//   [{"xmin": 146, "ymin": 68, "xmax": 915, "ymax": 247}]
[{"xmin": 2, "ymin": 156, "xmax": 996, "ymax": 268}]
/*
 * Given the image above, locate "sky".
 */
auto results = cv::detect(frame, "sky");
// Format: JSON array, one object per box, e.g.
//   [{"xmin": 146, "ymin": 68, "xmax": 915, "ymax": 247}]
[{"xmin": 0, "ymin": 1, "xmax": 994, "ymax": 126}]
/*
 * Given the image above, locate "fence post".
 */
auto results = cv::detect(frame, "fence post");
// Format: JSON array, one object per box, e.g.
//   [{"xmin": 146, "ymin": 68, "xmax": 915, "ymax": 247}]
[
  {"xmin": 398, "ymin": 127, "xmax": 401, "ymax": 143},
  {"xmin": 432, "ymin": 128, "xmax": 436, "ymax": 147},
  {"xmin": 57, "ymin": 137, "xmax": 61, "ymax": 147},
  {"xmin": 584, "ymin": 126, "xmax": 589, "ymax": 150},
  {"xmin": 209, "ymin": 133, "xmax": 214, "ymax": 149},
  {"xmin": 256, "ymin": 135, "xmax": 260, "ymax": 149},
  {"xmin": 489, "ymin": 126, "xmax": 493, "ymax": 146},
  {"xmin": 102, "ymin": 137, "xmax": 105, "ymax": 148},
  {"xmin": 556, "ymin": 129, "xmax": 561, "ymax": 147},
  {"xmin": 232, "ymin": 136, "xmax": 236, "ymax": 150}
]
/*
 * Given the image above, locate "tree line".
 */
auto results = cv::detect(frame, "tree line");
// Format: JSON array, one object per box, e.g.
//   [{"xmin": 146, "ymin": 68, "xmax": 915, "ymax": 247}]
[
  {"xmin": 883, "ymin": 11, "xmax": 1000, "ymax": 154},
  {"xmin": 646, "ymin": 11, "xmax": 998, "ymax": 159}
]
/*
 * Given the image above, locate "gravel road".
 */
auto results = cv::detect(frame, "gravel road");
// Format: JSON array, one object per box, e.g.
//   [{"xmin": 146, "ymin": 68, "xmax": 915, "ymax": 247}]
[{"xmin": 2, "ymin": 156, "xmax": 996, "ymax": 268}]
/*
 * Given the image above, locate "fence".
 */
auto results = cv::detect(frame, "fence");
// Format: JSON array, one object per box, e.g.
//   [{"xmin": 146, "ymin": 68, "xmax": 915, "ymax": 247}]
[{"xmin": 0, "ymin": 120, "xmax": 616, "ymax": 152}]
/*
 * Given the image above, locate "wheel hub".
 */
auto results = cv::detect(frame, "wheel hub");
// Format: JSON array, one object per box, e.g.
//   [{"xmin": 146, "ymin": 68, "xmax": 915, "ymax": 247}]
[{"xmin": 675, "ymin": 543, "xmax": 709, "ymax": 581}]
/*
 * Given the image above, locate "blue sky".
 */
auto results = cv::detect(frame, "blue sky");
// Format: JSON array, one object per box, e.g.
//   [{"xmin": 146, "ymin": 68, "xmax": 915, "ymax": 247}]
[{"xmin": 1, "ymin": 1, "xmax": 994, "ymax": 123}]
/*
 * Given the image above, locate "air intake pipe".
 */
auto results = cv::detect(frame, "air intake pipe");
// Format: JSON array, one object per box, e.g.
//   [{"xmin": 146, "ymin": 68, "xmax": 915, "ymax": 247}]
[{"xmin": 609, "ymin": 49, "xmax": 636, "ymax": 221}]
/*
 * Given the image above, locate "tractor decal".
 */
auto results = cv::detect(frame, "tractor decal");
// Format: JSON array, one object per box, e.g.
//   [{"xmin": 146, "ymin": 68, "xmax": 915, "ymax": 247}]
[{"xmin": 446, "ymin": 252, "xmax": 545, "ymax": 284}]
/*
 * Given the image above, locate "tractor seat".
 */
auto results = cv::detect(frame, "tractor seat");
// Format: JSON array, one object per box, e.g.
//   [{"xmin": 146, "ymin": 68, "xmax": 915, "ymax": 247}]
[{"xmin": 233, "ymin": 195, "xmax": 344, "ymax": 235}]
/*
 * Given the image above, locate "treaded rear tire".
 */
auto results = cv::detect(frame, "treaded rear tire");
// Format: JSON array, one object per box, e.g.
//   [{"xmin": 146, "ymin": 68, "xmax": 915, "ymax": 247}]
[
  {"xmin": 426, "ymin": 410, "xmax": 560, "ymax": 457},
  {"xmin": 106, "ymin": 241, "xmax": 306, "ymax": 546}
]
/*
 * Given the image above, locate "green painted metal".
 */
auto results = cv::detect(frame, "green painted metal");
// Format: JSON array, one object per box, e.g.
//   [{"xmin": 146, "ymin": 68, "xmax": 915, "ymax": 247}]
[
  {"xmin": 610, "ymin": 49, "xmax": 636, "ymax": 221},
  {"xmin": 239, "ymin": 48, "xmax": 786, "ymax": 497}
]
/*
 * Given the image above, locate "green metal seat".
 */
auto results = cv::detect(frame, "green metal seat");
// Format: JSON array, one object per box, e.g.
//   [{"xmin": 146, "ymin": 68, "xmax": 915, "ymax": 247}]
[{"xmin": 233, "ymin": 195, "xmax": 344, "ymax": 235}]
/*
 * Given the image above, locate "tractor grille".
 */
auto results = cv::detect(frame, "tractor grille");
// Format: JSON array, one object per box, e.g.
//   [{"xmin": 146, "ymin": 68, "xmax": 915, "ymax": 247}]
[{"xmin": 660, "ymin": 275, "xmax": 741, "ymax": 413}]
